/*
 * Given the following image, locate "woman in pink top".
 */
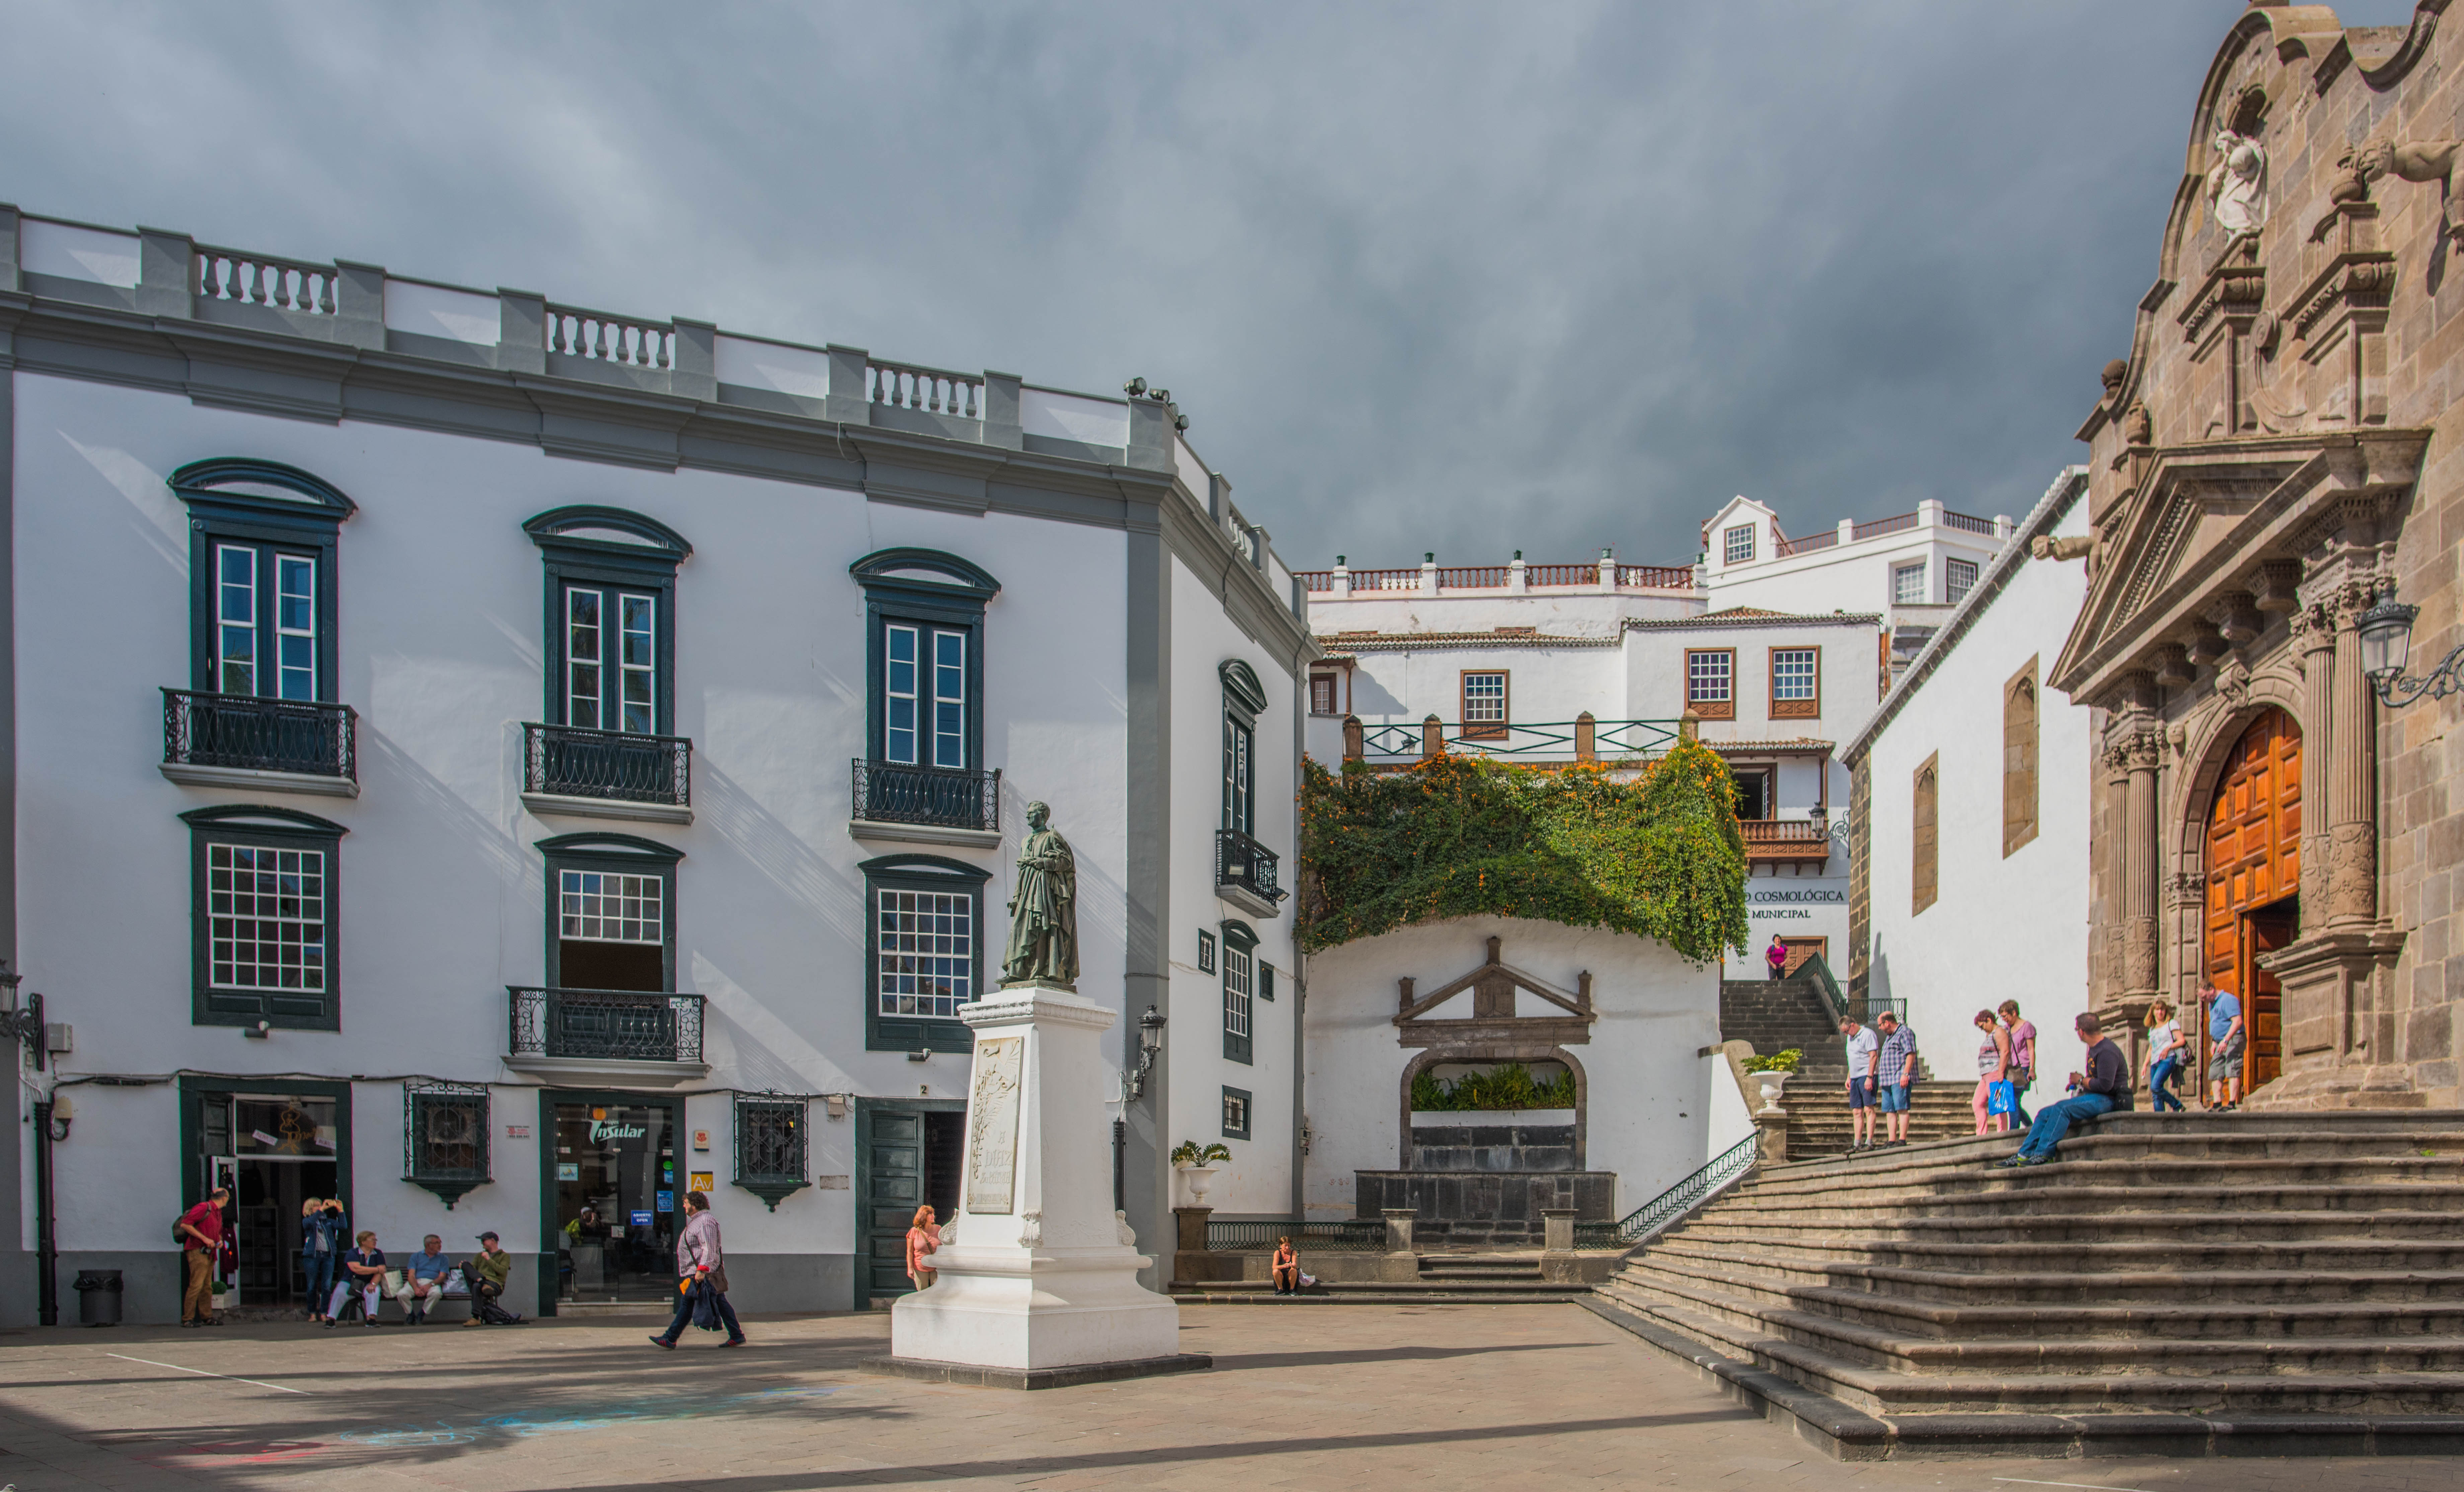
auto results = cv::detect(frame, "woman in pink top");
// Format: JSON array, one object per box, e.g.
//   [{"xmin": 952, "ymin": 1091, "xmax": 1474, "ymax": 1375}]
[
  {"xmin": 1972, "ymin": 1009, "xmax": 2013, "ymax": 1134},
  {"xmin": 904, "ymin": 1204, "xmax": 942, "ymax": 1290},
  {"xmin": 1765, "ymin": 936, "xmax": 1789, "ymax": 980},
  {"xmin": 1998, "ymin": 1001, "xmax": 2037, "ymax": 1127}
]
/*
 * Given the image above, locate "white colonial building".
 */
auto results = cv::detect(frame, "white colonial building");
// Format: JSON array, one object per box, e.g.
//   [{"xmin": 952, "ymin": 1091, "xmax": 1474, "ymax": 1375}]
[
  {"xmin": 0, "ymin": 203, "xmax": 1312, "ymax": 1323},
  {"xmin": 1841, "ymin": 469, "xmax": 2098, "ymax": 1095}
]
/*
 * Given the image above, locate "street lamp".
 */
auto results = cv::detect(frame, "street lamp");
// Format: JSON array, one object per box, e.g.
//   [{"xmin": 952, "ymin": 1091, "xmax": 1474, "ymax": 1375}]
[
  {"xmin": 2360, "ymin": 597, "xmax": 2464, "ymax": 707},
  {"xmin": 0, "ymin": 962, "xmax": 41, "ymax": 1073},
  {"xmin": 1127, "ymin": 1005, "xmax": 1167, "ymax": 1099}
]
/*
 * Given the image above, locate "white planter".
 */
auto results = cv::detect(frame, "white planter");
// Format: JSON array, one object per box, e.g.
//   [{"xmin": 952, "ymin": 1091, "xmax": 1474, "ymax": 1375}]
[
  {"xmin": 1175, "ymin": 1163, "xmax": 1220, "ymax": 1205},
  {"xmin": 1751, "ymin": 1071, "xmax": 1790, "ymax": 1115}
]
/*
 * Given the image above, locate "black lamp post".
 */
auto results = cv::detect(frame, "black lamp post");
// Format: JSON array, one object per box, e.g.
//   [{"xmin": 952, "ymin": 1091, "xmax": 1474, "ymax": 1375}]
[
  {"xmin": 2360, "ymin": 598, "xmax": 2464, "ymax": 706},
  {"xmin": 1127, "ymin": 1005, "xmax": 1167, "ymax": 1099}
]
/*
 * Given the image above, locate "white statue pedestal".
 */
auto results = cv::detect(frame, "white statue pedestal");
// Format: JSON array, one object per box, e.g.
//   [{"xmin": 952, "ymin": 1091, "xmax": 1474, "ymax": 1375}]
[{"xmin": 877, "ymin": 983, "xmax": 1202, "ymax": 1388}]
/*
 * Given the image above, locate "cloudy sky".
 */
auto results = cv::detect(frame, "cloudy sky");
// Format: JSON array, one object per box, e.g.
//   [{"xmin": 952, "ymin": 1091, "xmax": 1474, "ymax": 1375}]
[{"xmin": 3, "ymin": 2, "xmax": 2431, "ymax": 570}]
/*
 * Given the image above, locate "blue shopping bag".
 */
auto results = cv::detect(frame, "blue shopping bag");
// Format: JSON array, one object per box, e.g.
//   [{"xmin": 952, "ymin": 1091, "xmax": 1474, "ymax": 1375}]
[{"xmin": 1986, "ymin": 1080, "xmax": 2017, "ymax": 1116}]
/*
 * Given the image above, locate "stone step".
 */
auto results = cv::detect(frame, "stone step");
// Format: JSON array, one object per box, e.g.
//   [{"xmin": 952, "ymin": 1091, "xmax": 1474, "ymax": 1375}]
[
  {"xmin": 1616, "ymin": 1254, "xmax": 2464, "ymax": 1339},
  {"xmin": 1710, "ymin": 1180, "xmax": 2464, "ymax": 1223},
  {"xmin": 1680, "ymin": 1207, "xmax": 2459, "ymax": 1245},
  {"xmin": 1171, "ymin": 1281, "xmax": 1587, "ymax": 1305},
  {"xmin": 1642, "ymin": 1236, "xmax": 2464, "ymax": 1297},
  {"xmin": 1595, "ymin": 1292, "xmax": 2464, "ymax": 1416}
]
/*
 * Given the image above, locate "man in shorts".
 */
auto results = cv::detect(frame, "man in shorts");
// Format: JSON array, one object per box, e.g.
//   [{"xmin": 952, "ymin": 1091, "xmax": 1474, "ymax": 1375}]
[
  {"xmin": 1841, "ymin": 1017, "xmax": 1880, "ymax": 1154},
  {"xmin": 2205, "ymin": 986, "xmax": 2246, "ymax": 1111},
  {"xmin": 1874, "ymin": 1011, "xmax": 1918, "ymax": 1147}
]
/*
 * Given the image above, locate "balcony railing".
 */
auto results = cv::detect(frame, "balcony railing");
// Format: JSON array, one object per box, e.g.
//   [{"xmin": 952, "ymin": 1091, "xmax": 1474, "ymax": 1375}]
[
  {"xmin": 851, "ymin": 758, "xmax": 1000, "ymax": 831},
  {"xmin": 1216, "ymin": 827, "xmax": 1285, "ymax": 908},
  {"xmin": 1352, "ymin": 717, "xmax": 1681, "ymax": 763},
  {"xmin": 523, "ymin": 722, "xmax": 691, "ymax": 807},
  {"xmin": 508, "ymin": 987, "xmax": 705, "ymax": 1064},
  {"xmin": 162, "ymin": 688, "xmax": 357, "ymax": 780}
]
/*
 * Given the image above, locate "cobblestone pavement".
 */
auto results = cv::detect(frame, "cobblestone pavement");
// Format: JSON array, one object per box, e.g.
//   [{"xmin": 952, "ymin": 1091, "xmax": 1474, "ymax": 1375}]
[{"xmin": 0, "ymin": 1304, "xmax": 2453, "ymax": 1492}]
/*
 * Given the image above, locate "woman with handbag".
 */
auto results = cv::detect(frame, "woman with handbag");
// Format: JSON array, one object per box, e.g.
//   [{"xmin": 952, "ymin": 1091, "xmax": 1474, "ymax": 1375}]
[
  {"xmin": 2146, "ymin": 1001, "xmax": 2188, "ymax": 1113},
  {"xmin": 647, "ymin": 1191, "xmax": 745, "ymax": 1349},
  {"xmin": 1973, "ymin": 1009, "xmax": 2015, "ymax": 1134}
]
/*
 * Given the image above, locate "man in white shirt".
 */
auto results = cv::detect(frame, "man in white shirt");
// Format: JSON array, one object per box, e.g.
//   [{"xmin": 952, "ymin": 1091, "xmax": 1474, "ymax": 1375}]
[{"xmin": 1841, "ymin": 1018, "xmax": 1881, "ymax": 1154}]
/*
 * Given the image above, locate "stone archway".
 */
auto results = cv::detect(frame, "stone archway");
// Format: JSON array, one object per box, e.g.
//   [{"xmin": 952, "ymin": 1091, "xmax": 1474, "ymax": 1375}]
[{"xmin": 2201, "ymin": 707, "xmax": 2302, "ymax": 1090}]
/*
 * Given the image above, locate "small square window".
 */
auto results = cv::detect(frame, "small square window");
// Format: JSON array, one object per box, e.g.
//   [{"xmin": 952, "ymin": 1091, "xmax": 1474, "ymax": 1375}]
[
  {"xmin": 1222, "ymin": 1086, "xmax": 1252, "ymax": 1141},
  {"xmin": 1893, "ymin": 563, "xmax": 1927, "ymax": 605},
  {"xmin": 1198, "ymin": 930, "xmax": 1217, "ymax": 973},
  {"xmin": 1461, "ymin": 671, "xmax": 1508, "ymax": 738},
  {"xmin": 1770, "ymin": 647, "xmax": 1820, "ymax": 718},
  {"xmin": 1723, "ymin": 525, "xmax": 1756, "ymax": 565},
  {"xmin": 1947, "ymin": 558, "xmax": 1978, "ymax": 605},
  {"xmin": 1686, "ymin": 649, "xmax": 1735, "ymax": 721}
]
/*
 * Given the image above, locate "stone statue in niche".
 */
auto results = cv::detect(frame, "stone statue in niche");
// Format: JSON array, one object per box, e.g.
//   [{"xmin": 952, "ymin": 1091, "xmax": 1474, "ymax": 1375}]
[
  {"xmin": 1001, "ymin": 800, "xmax": 1079, "ymax": 989},
  {"xmin": 2208, "ymin": 129, "xmax": 2267, "ymax": 235}
]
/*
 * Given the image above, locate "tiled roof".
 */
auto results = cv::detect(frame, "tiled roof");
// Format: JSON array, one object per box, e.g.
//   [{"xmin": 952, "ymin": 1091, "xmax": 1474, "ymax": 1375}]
[
  {"xmin": 1314, "ymin": 630, "xmax": 1622, "ymax": 655},
  {"xmin": 1624, "ymin": 611, "xmax": 1882, "ymax": 633},
  {"xmin": 1703, "ymin": 737, "xmax": 1836, "ymax": 754}
]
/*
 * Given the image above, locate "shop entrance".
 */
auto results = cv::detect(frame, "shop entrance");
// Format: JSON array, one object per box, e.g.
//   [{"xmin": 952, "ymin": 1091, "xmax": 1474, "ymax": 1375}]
[
  {"xmin": 549, "ymin": 1097, "xmax": 679, "ymax": 1303},
  {"xmin": 2204, "ymin": 707, "xmax": 2302, "ymax": 1090},
  {"xmin": 854, "ymin": 1099, "xmax": 966, "ymax": 1308},
  {"xmin": 183, "ymin": 1081, "xmax": 351, "ymax": 1310}
]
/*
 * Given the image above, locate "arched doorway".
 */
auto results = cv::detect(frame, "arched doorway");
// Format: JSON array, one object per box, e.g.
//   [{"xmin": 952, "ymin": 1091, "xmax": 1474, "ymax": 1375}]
[{"xmin": 2203, "ymin": 707, "xmax": 2301, "ymax": 1091}]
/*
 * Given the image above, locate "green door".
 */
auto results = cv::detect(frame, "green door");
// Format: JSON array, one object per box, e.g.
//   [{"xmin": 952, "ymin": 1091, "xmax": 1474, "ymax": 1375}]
[{"xmin": 858, "ymin": 1105, "xmax": 926, "ymax": 1309}]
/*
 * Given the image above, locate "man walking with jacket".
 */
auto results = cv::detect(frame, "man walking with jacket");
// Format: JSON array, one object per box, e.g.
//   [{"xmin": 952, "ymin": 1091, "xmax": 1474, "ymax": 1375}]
[
  {"xmin": 648, "ymin": 1191, "xmax": 745, "ymax": 1348},
  {"xmin": 1996, "ymin": 1011, "xmax": 2134, "ymax": 1167}
]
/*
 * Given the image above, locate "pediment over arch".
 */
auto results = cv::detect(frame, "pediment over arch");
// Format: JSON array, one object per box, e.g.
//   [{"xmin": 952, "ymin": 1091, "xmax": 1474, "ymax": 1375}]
[{"xmin": 1391, "ymin": 934, "xmax": 1595, "ymax": 1049}]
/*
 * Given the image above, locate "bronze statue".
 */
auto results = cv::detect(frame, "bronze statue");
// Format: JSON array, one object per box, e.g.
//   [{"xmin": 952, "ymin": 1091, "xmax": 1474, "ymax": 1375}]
[{"xmin": 1002, "ymin": 801, "xmax": 1078, "ymax": 988}]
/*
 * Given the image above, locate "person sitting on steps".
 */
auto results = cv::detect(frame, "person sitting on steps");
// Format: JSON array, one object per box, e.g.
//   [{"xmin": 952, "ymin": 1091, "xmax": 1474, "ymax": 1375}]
[
  {"xmin": 1272, "ymin": 1236, "xmax": 1301, "ymax": 1296},
  {"xmin": 1995, "ymin": 1011, "xmax": 2134, "ymax": 1168}
]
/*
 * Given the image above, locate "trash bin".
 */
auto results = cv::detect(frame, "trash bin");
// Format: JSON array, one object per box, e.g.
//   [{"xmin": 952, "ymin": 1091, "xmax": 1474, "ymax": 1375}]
[{"xmin": 73, "ymin": 1268, "xmax": 122, "ymax": 1326}]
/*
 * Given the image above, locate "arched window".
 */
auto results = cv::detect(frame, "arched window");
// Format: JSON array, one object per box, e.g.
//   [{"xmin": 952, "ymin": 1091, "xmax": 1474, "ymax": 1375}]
[
  {"xmin": 1912, "ymin": 754, "xmax": 1939, "ymax": 916},
  {"xmin": 2004, "ymin": 659, "xmax": 2040, "ymax": 857}
]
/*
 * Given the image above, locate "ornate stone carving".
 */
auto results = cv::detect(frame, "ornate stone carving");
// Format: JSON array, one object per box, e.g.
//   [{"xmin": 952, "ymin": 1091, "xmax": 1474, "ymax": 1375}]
[
  {"xmin": 2353, "ymin": 137, "xmax": 2464, "ymax": 245},
  {"xmin": 2124, "ymin": 917, "xmax": 2162, "ymax": 994},
  {"xmin": 2209, "ymin": 591, "xmax": 2265, "ymax": 644},
  {"xmin": 2126, "ymin": 730, "xmax": 2165, "ymax": 770},
  {"xmin": 2167, "ymin": 870, "xmax": 2209, "ymax": 911},
  {"xmin": 2209, "ymin": 129, "xmax": 2268, "ymax": 234},
  {"xmin": 2329, "ymin": 823, "xmax": 2379, "ymax": 921},
  {"xmin": 2123, "ymin": 400, "xmax": 2153, "ymax": 447},
  {"xmin": 2215, "ymin": 656, "xmax": 2252, "ymax": 710},
  {"xmin": 2030, "ymin": 533, "xmax": 2094, "ymax": 563},
  {"xmin": 2101, "ymin": 358, "xmax": 2130, "ymax": 406},
  {"xmin": 2153, "ymin": 644, "xmax": 2195, "ymax": 688},
  {"xmin": 2252, "ymin": 559, "xmax": 2303, "ymax": 613},
  {"xmin": 2100, "ymin": 743, "xmax": 2131, "ymax": 776}
]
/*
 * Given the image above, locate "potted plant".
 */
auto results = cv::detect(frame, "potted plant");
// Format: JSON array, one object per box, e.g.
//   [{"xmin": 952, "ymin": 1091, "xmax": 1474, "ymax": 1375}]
[
  {"xmin": 1742, "ymin": 1049, "xmax": 1800, "ymax": 1114},
  {"xmin": 1171, "ymin": 1140, "xmax": 1231, "ymax": 1204}
]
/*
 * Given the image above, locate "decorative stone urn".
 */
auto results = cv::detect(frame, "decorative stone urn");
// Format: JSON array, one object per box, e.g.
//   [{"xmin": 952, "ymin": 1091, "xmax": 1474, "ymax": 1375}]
[
  {"xmin": 1751, "ymin": 1071, "xmax": 1789, "ymax": 1115},
  {"xmin": 1175, "ymin": 1163, "xmax": 1220, "ymax": 1206}
]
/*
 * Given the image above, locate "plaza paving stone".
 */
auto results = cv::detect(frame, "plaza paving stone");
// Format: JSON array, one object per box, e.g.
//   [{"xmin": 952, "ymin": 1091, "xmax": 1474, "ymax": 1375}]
[{"xmin": 0, "ymin": 1304, "xmax": 2453, "ymax": 1491}]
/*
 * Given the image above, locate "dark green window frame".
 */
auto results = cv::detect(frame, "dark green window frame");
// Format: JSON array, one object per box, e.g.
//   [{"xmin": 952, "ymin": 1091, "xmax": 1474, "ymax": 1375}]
[
  {"xmin": 851, "ymin": 549, "xmax": 1001, "ymax": 773},
  {"xmin": 173, "ymin": 459, "xmax": 354, "ymax": 703},
  {"xmin": 1221, "ymin": 1085, "xmax": 1253, "ymax": 1142},
  {"xmin": 862, "ymin": 853, "xmax": 991, "ymax": 1053},
  {"xmin": 1220, "ymin": 659, "xmax": 1267, "ymax": 835},
  {"xmin": 525, "ymin": 506, "xmax": 692, "ymax": 736},
  {"xmin": 537, "ymin": 831, "xmax": 684, "ymax": 991},
  {"xmin": 182, "ymin": 803, "xmax": 346, "ymax": 1031},
  {"xmin": 181, "ymin": 1074, "xmax": 355, "ymax": 1212},
  {"xmin": 1221, "ymin": 919, "xmax": 1257, "ymax": 1065}
]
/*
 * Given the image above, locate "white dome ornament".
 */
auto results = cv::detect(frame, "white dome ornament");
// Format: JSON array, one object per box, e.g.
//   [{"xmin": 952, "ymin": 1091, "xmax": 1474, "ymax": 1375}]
[{"xmin": 2209, "ymin": 130, "xmax": 2267, "ymax": 236}]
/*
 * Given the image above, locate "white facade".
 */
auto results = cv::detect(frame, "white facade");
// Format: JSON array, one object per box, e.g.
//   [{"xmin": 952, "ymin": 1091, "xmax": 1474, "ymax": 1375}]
[
  {"xmin": 1299, "ymin": 918, "xmax": 1719, "ymax": 1224},
  {"xmin": 1, "ymin": 205, "xmax": 1312, "ymax": 1322},
  {"xmin": 1845, "ymin": 470, "xmax": 2097, "ymax": 1100},
  {"xmin": 1698, "ymin": 494, "xmax": 2013, "ymax": 619}
]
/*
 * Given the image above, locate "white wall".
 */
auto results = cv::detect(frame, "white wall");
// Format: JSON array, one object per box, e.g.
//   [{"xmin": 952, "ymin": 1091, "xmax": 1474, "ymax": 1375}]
[
  {"xmin": 1307, "ymin": 586, "xmax": 1696, "ymax": 638},
  {"xmin": 1165, "ymin": 555, "xmax": 1302, "ymax": 1218},
  {"xmin": 1860, "ymin": 489, "xmax": 2095, "ymax": 1097},
  {"xmin": 1332, "ymin": 644, "xmax": 1629, "ymax": 734},
  {"xmin": 1300, "ymin": 917, "xmax": 1718, "ymax": 1222}
]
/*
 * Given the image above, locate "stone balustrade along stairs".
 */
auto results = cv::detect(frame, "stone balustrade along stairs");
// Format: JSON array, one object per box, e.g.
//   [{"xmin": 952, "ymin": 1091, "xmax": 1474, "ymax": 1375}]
[
  {"xmin": 1582, "ymin": 1109, "xmax": 2464, "ymax": 1459},
  {"xmin": 1720, "ymin": 972, "xmax": 1975, "ymax": 1157}
]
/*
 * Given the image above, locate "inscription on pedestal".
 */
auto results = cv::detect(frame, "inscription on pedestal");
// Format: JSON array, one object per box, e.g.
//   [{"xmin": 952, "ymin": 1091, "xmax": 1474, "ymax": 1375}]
[{"xmin": 966, "ymin": 1035, "xmax": 1024, "ymax": 1214}]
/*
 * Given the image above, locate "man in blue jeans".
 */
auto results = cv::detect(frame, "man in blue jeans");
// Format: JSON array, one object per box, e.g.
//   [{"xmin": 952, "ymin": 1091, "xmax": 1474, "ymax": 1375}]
[{"xmin": 1996, "ymin": 1011, "xmax": 2133, "ymax": 1167}]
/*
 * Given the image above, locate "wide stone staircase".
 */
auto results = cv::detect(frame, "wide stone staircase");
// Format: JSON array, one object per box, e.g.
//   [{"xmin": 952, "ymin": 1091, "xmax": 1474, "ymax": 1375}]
[
  {"xmin": 1718, "ymin": 972, "xmax": 1974, "ymax": 1157},
  {"xmin": 1585, "ymin": 1109, "xmax": 2464, "ymax": 1457}
]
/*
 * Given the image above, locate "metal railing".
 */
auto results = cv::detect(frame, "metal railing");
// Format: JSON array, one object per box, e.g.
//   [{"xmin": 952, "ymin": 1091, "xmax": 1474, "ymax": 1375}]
[
  {"xmin": 1775, "ymin": 530, "xmax": 1839, "ymax": 558},
  {"xmin": 1216, "ymin": 827, "xmax": 1284, "ymax": 905},
  {"xmin": 852, "ymin": 759, "xmax": 1001, "ymax": 831},
  {"xmin": 524, "ymin": 722, "xmax": 691, "ymax": 807},
  {"xmin": 1573, "ymin": 1133, "xmax": 1759, "ymax": 1251},
  {"xmin": 1851, "ymin": 511, "xmax": 1922, "ymax": 543},
  {"xmin": 163, "ymin": 688, "xmax": 357, "ymax": 780},
  {"xmin": 508, "ymin": 987, "xmax": 706, "ymax": 1063},
  {"xmin": 1354, "ymin": 717, "xmax": 1681, "ymax": 762},
  {"xmin": 1207, "ymin": 1218, "xmax": 1388, "ymax": 1253}
]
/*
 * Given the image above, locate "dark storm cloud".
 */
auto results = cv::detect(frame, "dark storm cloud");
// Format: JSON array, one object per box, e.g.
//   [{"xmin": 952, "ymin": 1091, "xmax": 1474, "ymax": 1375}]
[{"xmin": 0, "ymin": 2, "xmax": 2430, "ymax": 568}]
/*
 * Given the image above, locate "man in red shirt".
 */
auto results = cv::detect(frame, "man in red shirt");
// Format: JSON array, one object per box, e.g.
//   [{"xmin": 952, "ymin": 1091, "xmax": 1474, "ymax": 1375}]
[{"xmin": 177, "ymin": 1187, "xmax": 229, "ymax": 1326}]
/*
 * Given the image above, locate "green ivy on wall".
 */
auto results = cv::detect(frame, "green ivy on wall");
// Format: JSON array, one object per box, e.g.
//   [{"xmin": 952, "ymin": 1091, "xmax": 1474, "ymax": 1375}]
[{"xmin": 1299, "ymin": 739, "xmax": 1749, "ymax": 964}]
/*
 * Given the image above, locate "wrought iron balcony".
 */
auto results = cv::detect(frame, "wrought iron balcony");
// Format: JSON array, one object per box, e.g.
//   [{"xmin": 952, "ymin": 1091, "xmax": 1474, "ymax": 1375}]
[
  {"xmin": 162, "ymin": 688, "xmax": 356, "ymax": 782},
  {"xmin": 1216, "ymin": 827, "xmax": 1285, "ymax": 916},
  {"xmin": 851, "ymin": 758, "xmax": 1000, "ymax": 831},
  {"xmin": 523, "ymin": 722, "xmax": 691, "ymax": 807},
  {"xmin": 508, "ymin": 986, "xmax": 705, "ymax": 1064}
]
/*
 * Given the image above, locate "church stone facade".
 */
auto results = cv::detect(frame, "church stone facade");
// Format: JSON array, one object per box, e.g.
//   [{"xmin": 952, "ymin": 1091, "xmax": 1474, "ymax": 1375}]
[{"xmin": 2055, "ymin": 2, "xmax": 2464, "ymax": 1110}]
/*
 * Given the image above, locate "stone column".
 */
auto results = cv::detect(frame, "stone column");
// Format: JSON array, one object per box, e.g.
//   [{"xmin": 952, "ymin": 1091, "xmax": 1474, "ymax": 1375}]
[
  {"xmin": 2097, "ymin": 741, "xmax": 2132, "ymax": 1001},
  {"xmin": 2328, "ymin": 584, "xmax": 2379, "ymax": 929},
  {"xmin": 2296, "ymin": 602, "xmax": 2336, "ymax": 917},
  {"xmin": 2123, "ymin": 728, "xmax": 2163, "ymax": 997}
]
